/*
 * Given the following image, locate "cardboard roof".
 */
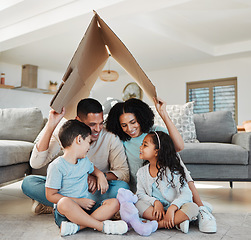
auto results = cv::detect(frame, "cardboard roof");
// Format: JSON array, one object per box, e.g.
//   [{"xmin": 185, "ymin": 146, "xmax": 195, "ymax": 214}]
[{"xmin": 50, "ymin": 11, "xmax": 157, "ymax": 119}]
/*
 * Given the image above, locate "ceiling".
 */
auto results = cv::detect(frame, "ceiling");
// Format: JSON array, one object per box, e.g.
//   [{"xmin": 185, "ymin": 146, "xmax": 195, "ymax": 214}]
[{"xmin": 1, "ymin": 0, "xmax": 251, "ymax": 75}]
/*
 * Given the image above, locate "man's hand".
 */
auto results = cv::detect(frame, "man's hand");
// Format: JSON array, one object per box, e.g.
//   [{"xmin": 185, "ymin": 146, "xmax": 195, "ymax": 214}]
[
  {"xmin": 47, "ymin": 107, "xmax": 65, "ymax": 129},
  {"xmin": 77, "ymin": 198, "xmax": 96, "ymax": 210},
  {"xmin": 88, "ymin": 175, "xmax": 97, "ymax": 194},
  {"xmin": 36, "ymin": 107, "xmax": 66, "ymax": 152},
  {"xmin": 97, "ymin": 173, "xmax": 109, "ymax": 194},
  {"xmin": 153, "ymin": 200, "xmax": 165, "ymax": 221}
]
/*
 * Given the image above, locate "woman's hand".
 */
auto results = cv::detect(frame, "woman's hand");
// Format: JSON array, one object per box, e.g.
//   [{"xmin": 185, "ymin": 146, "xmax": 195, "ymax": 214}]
[
  {"xmin": 153, "ymin": 96, "xmax": 184, "ymax": 152},
  {"xmin": 153, "ymin": 97, "xmax": 167, "ymax": 118},
  {"xmin": 153, "ymin": 200, "xmax": 165, "ymax": 221}
]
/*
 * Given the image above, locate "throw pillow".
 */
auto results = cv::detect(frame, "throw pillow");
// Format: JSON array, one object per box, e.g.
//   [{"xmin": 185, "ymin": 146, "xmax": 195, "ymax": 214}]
[
  {"xmin": 194, "ymin": 111, "xmax": 237, "ymax": 143},
  {"xmin": 102, "ymin": 97, "xmax": 122, "ymax": 121},
  {"xmin": 151, "ymin": 102, "xmax": 199, "ymax": 143}
]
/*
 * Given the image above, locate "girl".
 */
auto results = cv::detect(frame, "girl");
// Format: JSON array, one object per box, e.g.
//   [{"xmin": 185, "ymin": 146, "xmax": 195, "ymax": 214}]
[{"xmin": 136, "ymin": 131, "xmax": 198, "ymax": 233}]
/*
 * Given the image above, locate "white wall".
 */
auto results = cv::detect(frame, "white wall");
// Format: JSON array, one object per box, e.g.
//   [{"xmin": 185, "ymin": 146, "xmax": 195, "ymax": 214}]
[
  {"xmin": 147, "ymin": 57, "xmax": 251, "ymax": 125},
  {"xmin": 0, "ymin": 62, "xmax": 22, "ymax": 86},
  {"xmin": 0, "ymin": 62, "xmax": 62, "ymax": 117},
  {"xmin": 37, "ymin": 68, "xmax": 62, "ymax": 90},
  {"xmin": 0, "ymin": 89, "xmax": 53, "ymax": 117},
  {"xmin": 1, "ymin": 56, "xmax": 251, "ymax": 124},
  {"xmin": 0, "ymin": 62, "xmax": 62, "ymax": 89},
  {"xmin": 92, "ymin": 56, "xmax": 251, "ymax": 125}
]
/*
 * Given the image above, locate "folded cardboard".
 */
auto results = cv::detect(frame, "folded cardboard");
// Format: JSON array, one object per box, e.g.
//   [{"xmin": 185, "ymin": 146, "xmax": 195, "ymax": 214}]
[{"xmin": 50, "ymin": 11, "xmax": 157, "ymax": 119}]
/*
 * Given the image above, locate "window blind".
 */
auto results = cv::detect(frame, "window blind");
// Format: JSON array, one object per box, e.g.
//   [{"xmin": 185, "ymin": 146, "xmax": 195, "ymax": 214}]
[
  {"xmin": 189, "ymin": 87, "xmax": 209, "ymax": 114},
  {"xmin": 213, "ymin": 85, "xmax": 236, "ymax": 119},
  {"xmin": 186, "ymin": 77, "xmax": 237, "ymax": 122}
]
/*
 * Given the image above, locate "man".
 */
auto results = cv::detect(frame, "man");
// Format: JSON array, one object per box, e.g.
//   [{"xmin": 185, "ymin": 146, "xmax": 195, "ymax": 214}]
[{"xmin": 22, "ymin": 98, "xmax": 129, "ymax": 214}]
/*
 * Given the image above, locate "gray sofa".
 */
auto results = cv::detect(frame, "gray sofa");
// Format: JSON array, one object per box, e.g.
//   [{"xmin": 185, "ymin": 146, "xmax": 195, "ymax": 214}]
[
  {"xmin": 179, "ymin": 111, "xmax": 251, "ymax": 187},
  {"xmin": 0, "ymin": 108, "xmax": 45, "ymax": 186}
]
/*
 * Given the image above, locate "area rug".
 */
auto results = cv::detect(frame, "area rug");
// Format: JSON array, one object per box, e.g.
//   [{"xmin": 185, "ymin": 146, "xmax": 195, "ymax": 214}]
[{"xmin": 0, "ymin": 213, "xmax": 250, "ymax": 240}]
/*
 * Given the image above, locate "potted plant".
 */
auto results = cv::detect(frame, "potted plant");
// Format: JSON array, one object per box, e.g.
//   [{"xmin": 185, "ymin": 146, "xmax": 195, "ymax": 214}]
[{"xmin": 49, "ymin": 81, "xmax": 58, "ymax": 92}]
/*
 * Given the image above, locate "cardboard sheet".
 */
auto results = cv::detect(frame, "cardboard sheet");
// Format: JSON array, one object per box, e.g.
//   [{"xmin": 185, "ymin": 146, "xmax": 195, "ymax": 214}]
[{"xmin": 50, "ymin": 11, "xmax": 157, "ymax": 119}]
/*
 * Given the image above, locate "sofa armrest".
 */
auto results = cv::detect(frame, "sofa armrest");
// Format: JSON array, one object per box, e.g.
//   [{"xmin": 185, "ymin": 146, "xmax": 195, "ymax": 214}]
[{"xmin": 232, "ymin": 132, "xmax": 251, "ymax": 164}]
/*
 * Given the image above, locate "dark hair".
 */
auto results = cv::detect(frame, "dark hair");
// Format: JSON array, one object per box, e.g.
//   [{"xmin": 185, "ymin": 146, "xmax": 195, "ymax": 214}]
[
  {"xmin": 59, "ymin": 119, "xmax": 91, "ymax": 148},
  {"xmin": 77, "ymin": 98, "xmax": 103, "ymax": 119},
  {"xmin": 148, "ymin": 131, "xmax": 187, "ymax": 190},
  {"xmin": 106, "ymin": 98, "xmax": 154, "ymax": 141}
]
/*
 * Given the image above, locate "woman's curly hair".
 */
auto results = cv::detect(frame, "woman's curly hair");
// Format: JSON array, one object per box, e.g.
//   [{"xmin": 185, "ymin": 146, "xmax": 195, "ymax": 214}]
[
  {"xmin": 106, "ymin": 98, "xmax": 155, "ymax": 141},
  {"xmin": 148, "ymin": 131, "xmax": 187, "ymax": 190}
]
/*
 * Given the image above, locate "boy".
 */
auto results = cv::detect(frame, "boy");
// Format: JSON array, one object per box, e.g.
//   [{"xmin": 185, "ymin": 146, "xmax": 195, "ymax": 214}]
[{"xmin": 45, "ymin": 119, "xmax": 128, "ymax": 236}]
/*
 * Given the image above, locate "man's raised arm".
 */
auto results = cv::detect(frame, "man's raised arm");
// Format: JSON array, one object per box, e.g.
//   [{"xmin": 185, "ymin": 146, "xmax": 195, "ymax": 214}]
[{"xmin": 30, "ymin": 108, "xmax": 65, "ymax": 169}]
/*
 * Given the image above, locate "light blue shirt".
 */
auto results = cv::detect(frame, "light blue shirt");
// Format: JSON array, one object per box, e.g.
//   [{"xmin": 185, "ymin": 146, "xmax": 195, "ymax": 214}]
[
  {"xmin": 152, "ymin": 182, "xmax": 170, "ymax": 210},
  {"xmin": 45, "ymin": 156, "xmax": 94, "ymax": 198},
  {"xmin": 123, "ymin": 125, "xmax": 168, "ymax": 192}
]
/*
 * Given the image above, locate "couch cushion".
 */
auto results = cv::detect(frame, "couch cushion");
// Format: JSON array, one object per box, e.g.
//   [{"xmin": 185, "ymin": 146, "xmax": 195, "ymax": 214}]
[
  {"xmin": 0, "ymin": 108, "xmax": 44, "ymax": 142},
  {"xmin": 0, "ymin": 140, "xmax": 34, "ymax": 167},
  {"xmin": 179, "ymin": 143, "xmax": 248, "ymax": 165},
  {"xmin": 151, "ymin": 102, "xmax": 199, "ymax": 143},
  {"xmin": 0, "ymin": 163, "xmax": 30, "ymax": 185},
  {"xmin": 185, "ymin": 164, "xmax": 250, "ymax": 180},
  {"xmin": 193, "ymin": 111, "xmax": 237, "ymax": 143}
]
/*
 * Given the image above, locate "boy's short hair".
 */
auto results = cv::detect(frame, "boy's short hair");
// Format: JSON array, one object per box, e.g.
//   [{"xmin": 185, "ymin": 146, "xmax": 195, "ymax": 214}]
[{"xmin": 59, "ymin": 119, "xmax": 91, "ymax": 148}]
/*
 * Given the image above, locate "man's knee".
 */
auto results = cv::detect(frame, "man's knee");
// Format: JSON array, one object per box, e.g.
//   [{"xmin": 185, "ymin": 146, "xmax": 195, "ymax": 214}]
[
  {"xmin": 21, "ymin": 175, "xmax": 46, "ymax": 195},
  {"xmin": 21, "ymin": 175, "xmax": 34, "ymax": 194}
]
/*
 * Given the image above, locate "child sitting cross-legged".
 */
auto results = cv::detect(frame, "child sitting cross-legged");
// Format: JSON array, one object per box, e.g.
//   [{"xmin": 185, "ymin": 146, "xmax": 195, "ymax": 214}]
[
  {"xmin": 45, "ymin": 119, "xmax": 128, "ymax": 236},
  {"xmin": 135, "ymin": 131, "xmax": 199, "ymax": 234}
]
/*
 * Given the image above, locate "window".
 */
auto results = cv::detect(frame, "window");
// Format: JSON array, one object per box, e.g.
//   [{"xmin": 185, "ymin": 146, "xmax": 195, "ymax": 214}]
[{"xmin": 186, "ymin": 77, "xmax": 237, "ymax": 122}]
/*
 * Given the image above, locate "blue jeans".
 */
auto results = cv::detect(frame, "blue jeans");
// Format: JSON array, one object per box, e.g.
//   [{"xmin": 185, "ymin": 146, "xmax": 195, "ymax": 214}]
[
  {"xmin": 54, "ymin": 205, "xmax": 68, "ymax": 227},
  {"xmin": 22, "ymin": 175, "xmax": 129, "ymax": 210}
]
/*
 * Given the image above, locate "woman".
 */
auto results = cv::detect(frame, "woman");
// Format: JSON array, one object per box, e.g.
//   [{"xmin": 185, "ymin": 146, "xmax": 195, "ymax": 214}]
[
  {"xmin": 106, "ymin": 97, "xmax": 216, "ymax": 233},
  {"xmin": 106, "ymin": 97, "xmax": 184, "ymax": 191}
]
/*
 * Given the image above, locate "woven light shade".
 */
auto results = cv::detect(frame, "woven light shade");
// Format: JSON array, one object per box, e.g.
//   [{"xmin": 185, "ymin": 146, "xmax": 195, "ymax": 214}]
[{"xmin": 99, "ymin": 70, "xmax": 119, "ymax": 82}]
